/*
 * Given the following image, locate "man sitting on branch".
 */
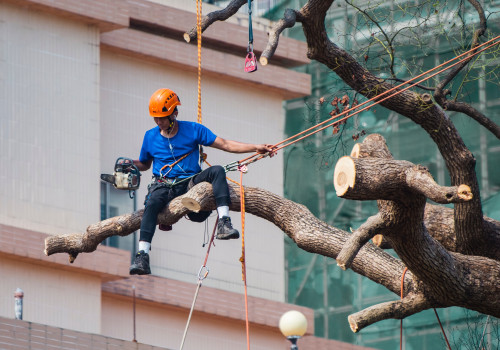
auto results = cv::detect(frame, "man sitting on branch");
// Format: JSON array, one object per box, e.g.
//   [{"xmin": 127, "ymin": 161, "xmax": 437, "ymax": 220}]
[{"xmin": 129, "ymin": 88, "xmax": 274, "ymax": 275}]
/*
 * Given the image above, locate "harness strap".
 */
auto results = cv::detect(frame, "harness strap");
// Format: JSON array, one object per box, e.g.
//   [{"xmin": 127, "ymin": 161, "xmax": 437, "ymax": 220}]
[{"xmin": 160, "ymin": 150, "xmax": 194, "ymax": 178}]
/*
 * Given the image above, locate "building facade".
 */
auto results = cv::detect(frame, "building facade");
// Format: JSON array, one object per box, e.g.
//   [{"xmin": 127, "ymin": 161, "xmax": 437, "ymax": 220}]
[{"xmin": 0, "ymin": 0, "xmax": 375, "ymax": 349}]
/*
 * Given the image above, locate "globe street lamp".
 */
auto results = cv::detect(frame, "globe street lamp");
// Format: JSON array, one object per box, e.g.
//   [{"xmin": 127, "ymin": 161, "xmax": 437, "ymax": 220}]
[{"xmin": 279, "ymin": 310, "xmax": 308, "ymax": 350}]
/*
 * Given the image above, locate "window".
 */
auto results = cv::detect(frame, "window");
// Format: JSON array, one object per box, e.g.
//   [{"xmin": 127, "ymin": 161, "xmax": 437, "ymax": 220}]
[{"xmin": 100, "ymin": 182, "xmax": 137, "ymax": 256}]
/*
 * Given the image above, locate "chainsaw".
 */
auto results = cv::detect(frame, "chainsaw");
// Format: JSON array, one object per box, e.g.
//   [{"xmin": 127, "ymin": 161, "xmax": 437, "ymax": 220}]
[{"xmin": 101, "ymin": 157, "xmax": 141, "ymax": 198}]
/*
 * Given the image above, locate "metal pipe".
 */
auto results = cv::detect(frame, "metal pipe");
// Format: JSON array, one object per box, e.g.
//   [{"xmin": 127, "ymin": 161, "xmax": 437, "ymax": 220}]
[
  {"xmin": 14, "ymin": 288, "xmax": 24, "ymax": 320},
  {"xmin": 132, "ymin": 285, "xmax": 137, "ymax": 342}
]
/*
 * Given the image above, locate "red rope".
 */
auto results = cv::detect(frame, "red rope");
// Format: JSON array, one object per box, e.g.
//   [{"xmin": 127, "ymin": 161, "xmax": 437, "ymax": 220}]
[
  {"xmin": 400, "ymin": 267, "xmax": 408, "ymax": 350},
  {"xmin": 434, "ymin": 308, "xmax": 452, "ymax": 350},
  {"xmin": 400, "ymin": 268, "xmax": 452, "ymax": 350},
  {"xmin": 202, "ymin": 219, "xmax": 218, "ymax": 267}
]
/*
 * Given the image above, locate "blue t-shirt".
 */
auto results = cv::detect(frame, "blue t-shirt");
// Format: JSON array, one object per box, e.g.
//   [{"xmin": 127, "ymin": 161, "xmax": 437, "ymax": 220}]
[{"xmin": 139, "ymin": 121, "xmax": 217, "ymax": 178}]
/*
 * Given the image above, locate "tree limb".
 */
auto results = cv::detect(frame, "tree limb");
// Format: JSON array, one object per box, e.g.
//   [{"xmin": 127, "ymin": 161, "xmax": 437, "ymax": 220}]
[
  {"xmin": 260, "ymin": 8, "xmax": 301, "ymax": 66},
  {"xmin": 348, "ymin": 295, "xmax": 431, "ymax": 333},
  {"xmin": 183, "ymin": 0, "xmax": 247, "ymax": 43},
  {"xmin": 44, "ymin": 168, "xmax": 500, "ymax": 329},
  {"xmin": 446, "ymin": 101, "xmax": 500, "ymax": 139},
  {"xmin": 333, "ymin": 156, "xmax": 472, "ymax": 204},
  {"xmin": 337, "ymin": 213, "xmax": 387, "ymax": 270}
]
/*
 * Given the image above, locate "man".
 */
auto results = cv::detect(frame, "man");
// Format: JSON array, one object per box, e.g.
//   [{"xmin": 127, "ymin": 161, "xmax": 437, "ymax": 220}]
[{"xmin": 129, "ymin": 88, "xmax": 274, "ymax": 275}]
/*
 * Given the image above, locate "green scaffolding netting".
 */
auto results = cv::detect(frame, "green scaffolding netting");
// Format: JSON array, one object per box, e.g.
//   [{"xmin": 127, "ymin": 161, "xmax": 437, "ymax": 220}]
[{"xmin": 270, "ymin": 0, "xmax": 500, "ymax": 348}]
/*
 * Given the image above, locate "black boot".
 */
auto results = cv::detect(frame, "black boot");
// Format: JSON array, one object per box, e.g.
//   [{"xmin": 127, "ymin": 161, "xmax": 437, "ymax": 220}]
[
  {"xmin": 129, "ymin": 250, "xmax": 151, "ymax": 275},
  {"xmin": 216, "ymin": 216, "xmax": 240, "ymax": 240}
]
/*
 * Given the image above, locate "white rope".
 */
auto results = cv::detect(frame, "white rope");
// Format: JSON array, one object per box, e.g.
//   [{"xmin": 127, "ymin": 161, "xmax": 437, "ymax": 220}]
[{"xmin": 179, "ymin": 279, "xmax": 203, "ymax": 350}]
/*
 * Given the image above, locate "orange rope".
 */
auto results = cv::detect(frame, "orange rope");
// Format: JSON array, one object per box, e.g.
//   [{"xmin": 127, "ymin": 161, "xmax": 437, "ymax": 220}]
[
  {"xmin": 196, "ymin": 0, "xmax": 202, "ymax": 124},
  {"xmin": 238, "ymin": 170, "xmax": 251, "ymax": 350},
  {"xmin": 238, "ymin": 35, "xmax": 500, "ymax": 166}
]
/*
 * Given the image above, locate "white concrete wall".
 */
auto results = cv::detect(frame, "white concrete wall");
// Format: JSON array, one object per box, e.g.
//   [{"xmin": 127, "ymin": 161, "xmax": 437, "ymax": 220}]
[
  {"xmin": 0, "ymin": 2, "xmax": 101, "ymax": 236},
  {"xmin": 100, "ymin": 51, "xmax": 285, "ymax": 301},
  {"xmin": 0, "ymin": 1, "xmax": 286, "ymax": 342},
  {"xmin": 0, "ymin": 257, "xmax": 102, "ymax": 334},
  {"xmin": 101, "ymin": 295, "xmax": 286, "ymax": 350}
]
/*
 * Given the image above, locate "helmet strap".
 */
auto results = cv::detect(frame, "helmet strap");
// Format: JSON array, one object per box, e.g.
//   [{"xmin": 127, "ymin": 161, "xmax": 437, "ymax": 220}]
[{"xmin": 166, "ymin": 115, "xmax": 175, "ymax": 133}]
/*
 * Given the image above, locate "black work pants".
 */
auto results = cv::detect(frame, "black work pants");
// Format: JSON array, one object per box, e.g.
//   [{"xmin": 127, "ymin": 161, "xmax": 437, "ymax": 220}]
[{"xmin": 139, "ymin": 165, "xmax": 230, "ymax": 243}]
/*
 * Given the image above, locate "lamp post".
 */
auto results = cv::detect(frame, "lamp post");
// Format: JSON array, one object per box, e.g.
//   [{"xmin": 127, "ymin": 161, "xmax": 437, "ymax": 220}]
[
  {"xmin": 279, "ymin": 310, "xmax": 307, "ymax": 350},
  {"xmin": 14, "ymin": 288, "xmax": 24, "ymax": 320}
]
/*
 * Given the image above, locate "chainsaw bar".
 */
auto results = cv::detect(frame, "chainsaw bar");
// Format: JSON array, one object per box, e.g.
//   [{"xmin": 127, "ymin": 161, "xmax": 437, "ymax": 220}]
[{"xmin": 100, "ymin": 174, "xmax": 115, "ymax": 185}]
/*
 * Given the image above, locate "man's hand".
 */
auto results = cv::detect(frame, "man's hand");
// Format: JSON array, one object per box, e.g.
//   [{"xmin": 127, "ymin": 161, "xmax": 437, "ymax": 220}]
[{"xmin": 255, "ymin": 144, "xmax": 277, "ymax": 157}]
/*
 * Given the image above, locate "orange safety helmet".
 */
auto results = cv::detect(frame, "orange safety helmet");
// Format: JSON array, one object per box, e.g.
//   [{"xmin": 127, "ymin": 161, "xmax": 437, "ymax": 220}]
[{"xmin": 149, "ymin": 88, "xmax": 181, "ymax": 117}]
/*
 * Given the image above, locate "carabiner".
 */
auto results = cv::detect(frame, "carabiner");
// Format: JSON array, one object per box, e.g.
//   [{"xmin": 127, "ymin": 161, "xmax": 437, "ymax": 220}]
[
  {"xmin": 224, "ymin": 161, "xmax": 240, "ymax": 173},
  {"xmin": 197, "ymin": 265, "xmax": 209, "ymax": 281}
]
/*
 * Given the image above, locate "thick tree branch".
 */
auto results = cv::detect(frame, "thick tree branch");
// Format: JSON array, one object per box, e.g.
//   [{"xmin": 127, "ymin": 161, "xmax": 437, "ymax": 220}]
[
  {"xmin": 45, "ymin": 181, "xmax": 409, "ymax": 297},
  {"xmin": 333, "ymin": 156, "xmax": 472, "ymax": 204},
  {"xmin": 44, "ymin": 170, "xmax": 500, "ymax": 328},
  {"xmin": 44, "ymin": 211, "xmax": 143, "ymax": 262},
  {"xmin": 352, "ymin": 135, "xmax": 500, "ymax": 260}
]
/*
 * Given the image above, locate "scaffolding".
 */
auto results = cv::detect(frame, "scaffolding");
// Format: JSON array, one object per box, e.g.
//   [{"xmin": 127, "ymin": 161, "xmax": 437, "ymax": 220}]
[{"xmin": 267, "ymin": 0, "xmax": 500, "ymax": 348}]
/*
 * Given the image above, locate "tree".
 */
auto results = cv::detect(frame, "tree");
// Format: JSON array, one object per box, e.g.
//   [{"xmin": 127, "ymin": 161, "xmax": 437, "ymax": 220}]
[{"xmin": 45, "ymin": 0, "xmax": 500, "ymax": 333}]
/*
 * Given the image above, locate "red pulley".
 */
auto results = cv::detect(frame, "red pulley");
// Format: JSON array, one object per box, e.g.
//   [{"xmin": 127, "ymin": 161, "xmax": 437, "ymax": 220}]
[{"xmin": 244, "ymin": 52, "xmax": 257, "ymax": 73}]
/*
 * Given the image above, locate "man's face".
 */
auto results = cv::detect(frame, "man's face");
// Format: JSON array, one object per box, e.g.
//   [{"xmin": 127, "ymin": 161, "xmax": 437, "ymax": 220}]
[{"xmin": 154, "ymin": 112, "xmax": 177, "ymax": 132}]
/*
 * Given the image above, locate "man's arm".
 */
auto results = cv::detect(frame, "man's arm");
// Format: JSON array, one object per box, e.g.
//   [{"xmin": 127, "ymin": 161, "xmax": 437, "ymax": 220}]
[
  {"xmin": 133, "ymin": 159, "xmax": 152, "ymax": 171},
  {"xmin": 210, "ymin": 137, "xmax": 274, "ymax": 154}
]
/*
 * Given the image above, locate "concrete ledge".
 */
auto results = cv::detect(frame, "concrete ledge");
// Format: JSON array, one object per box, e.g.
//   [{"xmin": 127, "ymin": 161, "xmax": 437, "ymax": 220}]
[
  {"xmin": 125, "ymin": 0, "xmax": 310, "ymax": 68},
  {"xmin": 102, "ymin": 275, "xmax": 315, "ymax": 335},
  {"xmin": 0, "ymin": 317, "xmax": 169, "ymax": 350},
  {"xmin": 1, "ymin": 0, "xmax": 129, "ymax": 32},
  {"xmin": 101, "ymin": 28, "xmax": 311, "ymax": 100},
  {"xmin": 0, "ymin": 224, "xmax": 130, "ymax": 281}
]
